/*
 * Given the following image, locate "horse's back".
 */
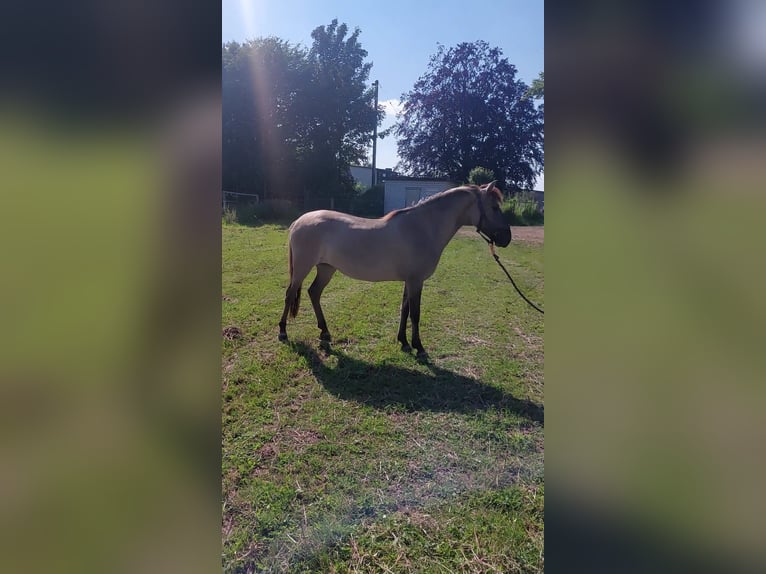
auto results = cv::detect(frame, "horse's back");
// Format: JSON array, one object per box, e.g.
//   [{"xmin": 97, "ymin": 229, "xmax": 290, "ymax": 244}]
[
  {"xmin": 293, "ymin": 209, "xmax": 385, "ymax": 226},
  {"xmin": 289, "ymin": 210, "xmax": 410, "ymax": 281},
  {"xmin": 290, "ymin": 210, "xmax": 390, "ymax": 238}
]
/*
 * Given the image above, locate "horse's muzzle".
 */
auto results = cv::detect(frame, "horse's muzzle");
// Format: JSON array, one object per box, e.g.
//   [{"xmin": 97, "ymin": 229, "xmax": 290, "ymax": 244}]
[{"xmin": 494, "ymin": 229, "xmax": 512, "ymax": 247}]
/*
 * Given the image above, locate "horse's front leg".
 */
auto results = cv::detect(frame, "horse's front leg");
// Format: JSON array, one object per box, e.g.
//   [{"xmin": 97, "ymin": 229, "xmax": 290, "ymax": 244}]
[
  {"xmin": 397, "ymin": 284, "xmax": 411, "ymax": 352},
  {"xmin": 407, "ymin": 281, "xmax": 426, "ymax": 356}
]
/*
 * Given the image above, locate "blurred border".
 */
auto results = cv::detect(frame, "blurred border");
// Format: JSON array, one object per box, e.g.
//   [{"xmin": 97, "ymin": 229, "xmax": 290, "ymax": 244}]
[
  {"xmin": 547, "ymin": 1, "xmax": 766, "ymax": 572},
  {"xmin": 1, "ymin": 2, "xmax": 221, "ymax": 573}
]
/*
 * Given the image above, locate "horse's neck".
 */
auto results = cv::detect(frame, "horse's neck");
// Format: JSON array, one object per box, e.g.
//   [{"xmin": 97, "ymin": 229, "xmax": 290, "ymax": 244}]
[{"xmin": 419, "ymin": 190, "xmax": 474, "ymax": 248}]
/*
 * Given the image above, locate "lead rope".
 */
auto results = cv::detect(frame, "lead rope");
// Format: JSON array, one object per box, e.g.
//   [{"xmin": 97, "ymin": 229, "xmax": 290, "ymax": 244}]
[{"xmin": 476, "ymin": 230, "xmax": 545, "ymax": 315}]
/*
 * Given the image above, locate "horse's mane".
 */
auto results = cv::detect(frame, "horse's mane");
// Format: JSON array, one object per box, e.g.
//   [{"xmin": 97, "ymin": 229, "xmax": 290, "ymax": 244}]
[{"xmin": 382, "ymin": 184, "xmax": 501, "ymax": 221}]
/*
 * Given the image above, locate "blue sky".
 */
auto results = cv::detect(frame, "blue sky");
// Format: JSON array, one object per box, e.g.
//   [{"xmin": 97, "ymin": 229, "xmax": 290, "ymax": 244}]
[{"xmin": 222, "ymin": 0, "xmax": 544, "ymax": 187}]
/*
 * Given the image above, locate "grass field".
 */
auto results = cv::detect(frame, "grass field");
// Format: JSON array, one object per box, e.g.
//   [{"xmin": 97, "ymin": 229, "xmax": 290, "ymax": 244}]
[{"xmin": 222, "ymin": 222, "xmax": 544, "ymax": 573}]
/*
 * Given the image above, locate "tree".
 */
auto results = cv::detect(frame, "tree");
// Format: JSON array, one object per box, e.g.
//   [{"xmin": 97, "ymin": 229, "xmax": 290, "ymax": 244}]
[
  {"xmin": 222, "ymin": 38, "xmax": 309, "ymax": 201},
  {"xmin": 394, "ymin": 41, "xmax": 544, "ymax": 189},
  {"xmin": 526, "ymin": 71, "xmax": 544, "ymax": 100},
  {"xmin": 303, "ymin": 20, "xmax": 382, "ymax": 201},
  {"xmin": 222, "ymin": 21, "xmax": 382, "ymax": 207}
]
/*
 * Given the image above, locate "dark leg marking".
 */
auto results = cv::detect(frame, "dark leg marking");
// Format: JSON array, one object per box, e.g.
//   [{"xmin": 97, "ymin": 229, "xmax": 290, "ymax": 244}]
[
  {"xmin": 308, "ymin": 264, "xmax": 336, "ymax": 341},
  {"xmin": 278, "ymin": 321, "xmax": 288, "ymax": 342},
  {"xmin": 278, "ymin": 286, "xmax": 297, "ymax": 342},
  {"xmin": 397, "ymin": 284, "xmax": 411, "ymax": 352},
  {"xmin": 407, "ymin": 281, "xmax": 426, "ymax": 356}
]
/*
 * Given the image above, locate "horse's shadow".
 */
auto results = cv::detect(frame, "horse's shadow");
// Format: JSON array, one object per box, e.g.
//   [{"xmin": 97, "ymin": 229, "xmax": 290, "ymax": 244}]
[{"xmin": 290, "ymin": 341, "xmax": 543, "ymax": 424}]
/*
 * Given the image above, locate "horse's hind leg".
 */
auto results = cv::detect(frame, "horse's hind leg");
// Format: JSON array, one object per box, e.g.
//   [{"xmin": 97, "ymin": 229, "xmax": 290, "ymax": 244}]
[
  {"xmin": 278, "ymin": 283, "xmax": 299, "ymax": 341},
  {"xmin": 308, "ymin": 264, "xmax": 336, "ymax": 341},
  {"xmin": 397, "ymin": 284, "xmax": 411, "ymax": 352}
]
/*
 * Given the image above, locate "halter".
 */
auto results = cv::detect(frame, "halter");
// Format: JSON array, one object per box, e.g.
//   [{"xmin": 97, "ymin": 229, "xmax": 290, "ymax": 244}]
[{"xmin": 474, "ymin": 190, "xmax": 494, "ymax": 245}]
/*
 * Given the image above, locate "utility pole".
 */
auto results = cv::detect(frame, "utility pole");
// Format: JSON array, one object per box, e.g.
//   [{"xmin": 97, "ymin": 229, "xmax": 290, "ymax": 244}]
[{"xmin": 371, "ymin": 79, "xmax": 379, "ymax": 188}]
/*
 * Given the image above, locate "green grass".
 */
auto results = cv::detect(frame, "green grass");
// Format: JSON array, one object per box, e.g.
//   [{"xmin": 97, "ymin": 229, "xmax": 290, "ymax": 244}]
[{"xmin": 222, "ymin": 223, "xmax": 544, "ymax": 573}]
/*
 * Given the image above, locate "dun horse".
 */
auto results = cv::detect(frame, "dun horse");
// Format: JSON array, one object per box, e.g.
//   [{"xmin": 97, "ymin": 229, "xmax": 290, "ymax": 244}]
[{"xmin": 278, "ymin": 181, "xmax": 511, "ymax": 355}]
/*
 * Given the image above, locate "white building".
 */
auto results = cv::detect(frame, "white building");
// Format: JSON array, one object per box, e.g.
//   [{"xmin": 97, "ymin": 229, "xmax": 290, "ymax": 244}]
[{"xmin": 383, "ymin": 178, "xmax": 458, "ymax": 214}]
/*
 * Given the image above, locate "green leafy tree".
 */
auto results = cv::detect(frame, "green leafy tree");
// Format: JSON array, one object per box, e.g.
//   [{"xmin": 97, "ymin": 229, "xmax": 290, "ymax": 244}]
[
  {"xmin": 222, "ymin": 21, "xmax": 383, "ymax": 207},
  {"xmin": 222, "ymin": 38, "xmax": 309, "ymax": 201},
  {"xmin": 467, "ymin": 166, "xmax": 495, "ymax": 185},
  {"xmin": 526, "ymin": 71, "xmax": 544, "ymax": 100},
  {"xmin": 303, "ymin": 19, "xmax": 382, "ymax": 201},
  {"xmin": 395, "ymin": 41, "xmax": 543, "ymax": 189}
]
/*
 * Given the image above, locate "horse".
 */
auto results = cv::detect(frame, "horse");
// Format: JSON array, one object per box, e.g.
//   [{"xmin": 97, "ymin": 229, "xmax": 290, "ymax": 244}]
[{"xmin": 278, "ymin": 181, "xmax": 511, "ymax": 356}]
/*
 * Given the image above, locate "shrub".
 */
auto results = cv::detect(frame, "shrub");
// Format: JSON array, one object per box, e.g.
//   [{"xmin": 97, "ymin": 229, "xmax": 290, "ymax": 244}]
[
  {"xmin": 222, "ymin": 206, "xmax": 237, "ymax": 225},
  {"xmin": 224, "ymin": 199, "xmax": 302, "ymax": 226},
  {"xmin": 468, "ymin": 166, "xmax": 495, "ymax": 186},
  {"xmin": 253, "ymin": 199, "xmax": 301, "ymax": 222},
  {"xmin": 501, "ymin": 191, "xmax": 543, "ymax": 226}
]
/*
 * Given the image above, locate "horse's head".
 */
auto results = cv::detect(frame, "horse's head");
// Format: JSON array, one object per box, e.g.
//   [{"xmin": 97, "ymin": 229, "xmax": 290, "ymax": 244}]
[{"xmin": 475, "ymin": 181, "xmax": 512, "ymax": 247}]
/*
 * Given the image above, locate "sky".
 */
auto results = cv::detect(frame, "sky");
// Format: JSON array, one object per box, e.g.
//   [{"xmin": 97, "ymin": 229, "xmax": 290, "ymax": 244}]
[{"xmin": 222, "ymin": 0, "xmax": 544, "ymax": 188}]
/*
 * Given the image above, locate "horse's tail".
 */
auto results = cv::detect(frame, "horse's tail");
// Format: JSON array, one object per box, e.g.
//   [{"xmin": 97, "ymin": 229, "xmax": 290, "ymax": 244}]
[{"xmin": 287, "ymin": 241, "xmax": 301, "ymax": 318}]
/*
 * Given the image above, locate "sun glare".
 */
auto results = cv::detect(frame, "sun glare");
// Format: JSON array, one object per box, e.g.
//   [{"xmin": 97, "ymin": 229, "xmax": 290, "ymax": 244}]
[{"xmin": 237, "ymin": 0, "xmax": 259, "ymax": 40}]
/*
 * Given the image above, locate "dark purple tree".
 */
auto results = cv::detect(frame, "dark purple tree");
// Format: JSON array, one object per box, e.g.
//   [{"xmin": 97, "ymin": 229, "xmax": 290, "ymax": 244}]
[{"xmin": 395, "ymin": 41, "xmax": 543, "ymax": 190}]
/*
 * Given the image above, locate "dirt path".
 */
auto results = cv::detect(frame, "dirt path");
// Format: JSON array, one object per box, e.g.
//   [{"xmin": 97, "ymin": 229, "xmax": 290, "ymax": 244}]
[{"xmin": 458, "ymin": 225, "xmax": 544, "ymax": 244}]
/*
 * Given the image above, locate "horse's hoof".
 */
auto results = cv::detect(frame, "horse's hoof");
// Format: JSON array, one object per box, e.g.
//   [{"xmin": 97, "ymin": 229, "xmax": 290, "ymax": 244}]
[
  {"xmin": 400, "ymin": 344, "xmax": 412, "ymax": 353},
  {"xmin": 416, "ymin": 349, "xmax": 428, "ymax": 359},
  {"xmin": 278, "ymin": 332, "xmax": 288, "ymax": 342},
  {"xmin": 319, "ymin": 332, "xmax": 332, "ymax": 342}
]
